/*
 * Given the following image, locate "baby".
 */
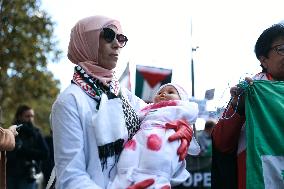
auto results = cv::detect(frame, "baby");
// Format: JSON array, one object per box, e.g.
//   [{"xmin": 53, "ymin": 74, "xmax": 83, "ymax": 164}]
[{"xmin": 108, "ymin": 83, "xmax": 200, "ymax": 189}]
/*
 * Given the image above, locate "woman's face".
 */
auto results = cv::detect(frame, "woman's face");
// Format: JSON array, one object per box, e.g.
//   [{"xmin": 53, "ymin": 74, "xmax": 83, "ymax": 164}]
[
  {"xmin": 98, "ymin": 25, "xmax": 126, "ymax": 70},
  {"xmin": 260, "ymin": 37, "xmax": 284, "ymax": 81}
]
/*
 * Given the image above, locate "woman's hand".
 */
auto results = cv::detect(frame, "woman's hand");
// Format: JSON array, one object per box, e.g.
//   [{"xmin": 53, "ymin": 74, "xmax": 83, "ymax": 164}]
[
  {"xmin": 165, "ymin": 119, "xmax": 193, "ymax": 161},
  {"xmin": 8, "ymin": 125, "xmax": 18, "ymax": 136},
  {"xmin": 230, "ymin": 77, "xmax": 253, "ymax": 115},
  {"xmin": 127, "ymin": 179, "xmax": 155, "ymax": 189}
]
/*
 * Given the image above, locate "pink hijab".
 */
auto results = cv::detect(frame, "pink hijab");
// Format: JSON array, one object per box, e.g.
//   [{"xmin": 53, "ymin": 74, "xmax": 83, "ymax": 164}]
[{"xmin": 67, "ymin": 15, "xmax": 122, "ymax": 84}]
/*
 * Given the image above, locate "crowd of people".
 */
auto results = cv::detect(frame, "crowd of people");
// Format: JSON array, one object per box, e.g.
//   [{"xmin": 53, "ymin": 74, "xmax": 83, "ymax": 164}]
[{"xmin": 1, "ymin": 15, "xmax": 283, "ymax": 189}]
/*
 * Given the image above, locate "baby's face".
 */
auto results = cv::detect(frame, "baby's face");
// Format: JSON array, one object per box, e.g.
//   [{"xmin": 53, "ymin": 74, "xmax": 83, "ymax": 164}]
[{"xmin": 154, "ymin": 85, "xmax": 181, "ymax": 103}]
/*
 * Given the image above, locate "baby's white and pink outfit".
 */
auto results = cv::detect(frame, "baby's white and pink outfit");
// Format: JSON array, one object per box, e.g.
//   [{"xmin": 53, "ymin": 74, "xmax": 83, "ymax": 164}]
[{"xmin": 108, "ymin": 99, "xmax": 200, "ymax": 188}]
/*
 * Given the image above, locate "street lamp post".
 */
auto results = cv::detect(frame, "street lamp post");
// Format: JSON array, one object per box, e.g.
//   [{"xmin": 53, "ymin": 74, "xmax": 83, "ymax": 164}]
[
  {"xmin": 191, "ymin": 46, "xmax": 198, "ymax": 138},
  {"xmin": 191, "ymin": 46, "xmax": 198, "ymax": 97}
]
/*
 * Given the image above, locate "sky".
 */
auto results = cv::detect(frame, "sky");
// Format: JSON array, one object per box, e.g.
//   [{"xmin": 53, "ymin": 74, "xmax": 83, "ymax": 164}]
[{"xmin": 42, "ymin": 0, "xmax": 284, "ymax": 129}]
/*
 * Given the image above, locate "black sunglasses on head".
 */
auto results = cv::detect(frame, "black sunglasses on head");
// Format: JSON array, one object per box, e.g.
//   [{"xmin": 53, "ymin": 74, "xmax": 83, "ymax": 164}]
[{"xmin": 102, "ymin": 28, "xmax": 128, "ymax": 47}]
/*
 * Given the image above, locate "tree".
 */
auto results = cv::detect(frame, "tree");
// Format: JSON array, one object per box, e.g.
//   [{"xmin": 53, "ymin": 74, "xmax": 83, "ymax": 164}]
[{"xmin": 0, "ymin": 0, "xmax": 62, "ymax": 135}]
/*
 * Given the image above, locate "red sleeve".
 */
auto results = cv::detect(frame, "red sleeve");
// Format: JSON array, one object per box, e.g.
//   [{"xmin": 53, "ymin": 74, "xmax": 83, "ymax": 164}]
[{"xmin": 211, "ymin": 106, "xmax": 245, "ymax": 153}]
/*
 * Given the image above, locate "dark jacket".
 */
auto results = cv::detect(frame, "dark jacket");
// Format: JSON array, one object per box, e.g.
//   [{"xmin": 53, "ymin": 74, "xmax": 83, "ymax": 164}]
[
  {"xmin": 211, "ymin": 143, "xmax": 238, "ymax": 189},
  {"xmin": 6, "ymin": 122, "xmax": 49, "ymax": 181}
]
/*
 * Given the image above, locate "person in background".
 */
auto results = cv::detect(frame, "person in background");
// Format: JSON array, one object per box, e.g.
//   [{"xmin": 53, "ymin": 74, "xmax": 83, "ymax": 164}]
[
  {"xmin": 6, "ymin": 105, "xmax": 49, "ymax": 189},
  {"xmin": 211, "ymin": 23, "xmax": 284, "ymax": 189},
  {"xmin": 108, "ymin": 83, "xmax": 200, "ymax": 188},
  {"xmin": 0, "ymin": 125, "xmax": 18, "ymax": 189},
  {"xmin": 197, "ymin": 119, "xmax": 216, "ymax": 156},
  {"xmin": 49, "ymin": 15, "xmax": 193, "ymax": 189}
]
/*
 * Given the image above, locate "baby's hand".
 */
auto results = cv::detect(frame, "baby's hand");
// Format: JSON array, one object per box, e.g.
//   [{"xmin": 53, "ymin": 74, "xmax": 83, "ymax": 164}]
[{"xmin": 165, "ymin": 120, "xmax": 193, "ymax": 161}]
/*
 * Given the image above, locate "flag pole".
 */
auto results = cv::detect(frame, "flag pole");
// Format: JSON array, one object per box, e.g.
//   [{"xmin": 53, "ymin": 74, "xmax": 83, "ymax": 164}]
[{"xmin": 191, "ymin": 17, "xmax": 199, "ymax": 137}]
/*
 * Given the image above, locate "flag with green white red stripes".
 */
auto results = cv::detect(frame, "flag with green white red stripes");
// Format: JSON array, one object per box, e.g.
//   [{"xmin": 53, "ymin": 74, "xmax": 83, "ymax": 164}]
[
  {"xmin": 135, "ymin": 65, "xmax": 172, "ymax": 103},
  {"xmin": 245, "ymin": 80, "xmax": 284, "ymax": 189}
]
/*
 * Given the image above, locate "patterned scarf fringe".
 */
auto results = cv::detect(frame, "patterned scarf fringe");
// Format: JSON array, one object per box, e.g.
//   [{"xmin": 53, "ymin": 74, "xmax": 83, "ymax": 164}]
[{"xmin": 98, "ymin": 139, "xmax": 124, "ymax": 171}]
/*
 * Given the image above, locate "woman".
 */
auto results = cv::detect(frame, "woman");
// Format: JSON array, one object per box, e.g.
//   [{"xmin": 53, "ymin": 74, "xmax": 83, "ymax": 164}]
[
  {"xmin": 0, "ymin": 125, "xmax": 18, "ymax": 189},
  {"xmin": 211, "ymin": 23, "xmax": 284, "ymax": 189},
  {"xmin": 51, "ymin": 15, "xmax": 192, "ymax": 189}
]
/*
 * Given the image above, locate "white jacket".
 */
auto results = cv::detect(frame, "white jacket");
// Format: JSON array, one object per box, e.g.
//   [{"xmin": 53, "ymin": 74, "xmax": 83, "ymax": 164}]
[{"xmin": 51, "ymin": 84, "xmax": 146, "ymax": 189}]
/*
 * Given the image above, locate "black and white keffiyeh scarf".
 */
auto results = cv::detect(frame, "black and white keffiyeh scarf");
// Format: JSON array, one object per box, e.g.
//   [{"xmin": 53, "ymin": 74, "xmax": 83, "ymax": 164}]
[
  {"xmin": 72, "ymin": 66, "xmax": 120, "ymax": 107},
  {"xmin": 72, "ymin": 66, "xmax": 141, "ymax": 169}
]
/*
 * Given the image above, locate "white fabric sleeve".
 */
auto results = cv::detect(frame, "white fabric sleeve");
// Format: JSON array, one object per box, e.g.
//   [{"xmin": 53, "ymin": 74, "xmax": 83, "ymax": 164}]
[
  {"xmin": 51, "ymin": 94, "xmax": 102, "ymax": 189},
  {"xmin": 121, "ymin": 87, "xmax": 147, "ymax": 111}
]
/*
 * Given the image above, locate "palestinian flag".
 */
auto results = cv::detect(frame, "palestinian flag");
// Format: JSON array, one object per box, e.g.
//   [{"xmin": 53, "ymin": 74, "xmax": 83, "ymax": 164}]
[
  {"xmin": 135, "ymin": 65, "xmax": 172, "ymax": 103},
  {"xmin": 246, "ymin": 80, "xmax": 284, "ymax": 189}
]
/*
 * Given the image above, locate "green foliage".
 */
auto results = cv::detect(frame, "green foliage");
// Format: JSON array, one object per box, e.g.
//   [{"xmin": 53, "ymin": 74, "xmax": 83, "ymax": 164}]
[{"xmin": 0, "ymin": 0, "xmax": 62, "ymax": 135}]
